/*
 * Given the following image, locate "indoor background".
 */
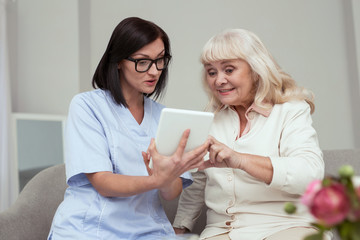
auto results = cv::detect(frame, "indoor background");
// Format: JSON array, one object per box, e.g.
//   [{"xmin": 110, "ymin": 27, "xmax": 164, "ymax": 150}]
[
  {"xmin": 6, "ymin": 0, "xmax": 360, "ymax": 182},
  {"xmin": 5, "ymin": 0, "xmax": 360, "ymax": 167}
]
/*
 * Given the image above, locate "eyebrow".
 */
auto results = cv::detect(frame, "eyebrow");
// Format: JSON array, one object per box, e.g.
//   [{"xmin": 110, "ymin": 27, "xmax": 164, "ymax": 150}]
[
  {"xmin": 220, "ymin": 60, "xmax": 235, "ymax": 65},
  {"xmin": 204, "ymin": 60, "xmax": 234, "ymax": 67},
  {"xmin": 132, "ymin": 49, "xmax": 165, "ymax": 58}
]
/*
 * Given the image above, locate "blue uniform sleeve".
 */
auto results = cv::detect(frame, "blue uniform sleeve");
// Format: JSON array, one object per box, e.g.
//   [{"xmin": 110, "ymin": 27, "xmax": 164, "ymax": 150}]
[
  {"xmin": 65, "ymin": 94, "xmax": 113, "ymax": 186},
  {"xmin": 180, "ymin": 171, "xmax": 193, "ymax": 189}
]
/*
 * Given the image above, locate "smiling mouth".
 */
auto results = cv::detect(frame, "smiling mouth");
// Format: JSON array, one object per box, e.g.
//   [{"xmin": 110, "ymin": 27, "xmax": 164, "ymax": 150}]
[{"xmin": 218, "ymin": 88, "xmax": 234, "ymax": 93}]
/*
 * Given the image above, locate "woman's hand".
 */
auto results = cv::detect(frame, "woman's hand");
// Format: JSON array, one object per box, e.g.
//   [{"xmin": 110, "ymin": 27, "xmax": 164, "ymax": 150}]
[
  {"xmin": 143, "ymin": 129, "xmax": 209, "ymax": 198},
  {"xmin": 199, "ymin": 136, "xmax": 244, "ymax": 170},
  {"xmin": 199, "ymin": 136, "xmax": 274, "ymax": 184},
  {"xmin": 86, "ymin": 130, "xmax": 209, "ymax": 199}
]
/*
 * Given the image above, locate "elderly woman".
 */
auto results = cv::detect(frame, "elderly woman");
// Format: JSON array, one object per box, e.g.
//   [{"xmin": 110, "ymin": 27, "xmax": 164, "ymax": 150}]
[{"xmin": 173, "ymin": 29, "xmax": 331, "ymax": 240}]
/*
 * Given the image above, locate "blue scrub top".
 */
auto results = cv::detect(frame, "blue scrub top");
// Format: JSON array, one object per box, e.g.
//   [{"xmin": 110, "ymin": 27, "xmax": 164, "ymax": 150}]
[{"xmin": 48, "ymin": 89, "xmax": 192, "ymax": 240}]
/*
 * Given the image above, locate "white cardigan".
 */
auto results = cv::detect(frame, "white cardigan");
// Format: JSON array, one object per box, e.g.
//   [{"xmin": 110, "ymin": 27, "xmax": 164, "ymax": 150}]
[{"xmin": 173, "ymin": 100, "xmax": 324, "ymax": 240}]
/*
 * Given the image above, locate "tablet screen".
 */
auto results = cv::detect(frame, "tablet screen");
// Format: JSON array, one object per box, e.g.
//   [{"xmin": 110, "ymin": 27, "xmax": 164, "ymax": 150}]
[{"xmin": 155, "ymin": 108, "xmax": 214, "ymax": 156}]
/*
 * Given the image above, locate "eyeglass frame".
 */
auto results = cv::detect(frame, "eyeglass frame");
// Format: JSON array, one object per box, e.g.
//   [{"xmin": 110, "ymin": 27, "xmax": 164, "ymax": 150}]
[{"xmin": 125, "ymin": 55, "xmax": 172, "ymax": 73}]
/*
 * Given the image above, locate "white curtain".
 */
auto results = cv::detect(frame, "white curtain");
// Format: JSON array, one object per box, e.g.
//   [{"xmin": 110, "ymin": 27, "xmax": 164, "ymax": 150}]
[{"xmin": 0, "ymin": 0, "xmax": 18, "ymax": 212}]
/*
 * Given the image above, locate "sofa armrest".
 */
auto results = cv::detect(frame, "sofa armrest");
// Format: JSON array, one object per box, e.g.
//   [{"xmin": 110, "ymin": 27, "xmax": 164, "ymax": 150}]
[{"xmin": 0, "ymin": 164, "xmax": 67, "ymax": 240}]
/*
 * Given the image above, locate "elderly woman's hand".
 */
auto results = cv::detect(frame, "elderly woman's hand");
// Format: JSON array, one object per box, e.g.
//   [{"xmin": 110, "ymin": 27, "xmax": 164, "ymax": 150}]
[
  {"xmin": 199, "ymin": 136, "xmax": 245, "ymax": 170},
  {"xmin": 199, "ymin": 136, "xmax": 274, "ymax": 184}
]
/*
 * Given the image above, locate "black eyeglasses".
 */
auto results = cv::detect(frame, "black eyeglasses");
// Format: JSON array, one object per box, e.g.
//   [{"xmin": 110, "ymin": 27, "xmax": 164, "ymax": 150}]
[{"xmin": 125, "ymin": 56, "xmax": 171, "ymax": 73}]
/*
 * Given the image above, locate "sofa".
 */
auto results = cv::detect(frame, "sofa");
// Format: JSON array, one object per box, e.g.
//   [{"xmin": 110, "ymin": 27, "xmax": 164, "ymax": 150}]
[{"xmin": 0, "ymin": 149, "xmax": 359, "ymax": 240}]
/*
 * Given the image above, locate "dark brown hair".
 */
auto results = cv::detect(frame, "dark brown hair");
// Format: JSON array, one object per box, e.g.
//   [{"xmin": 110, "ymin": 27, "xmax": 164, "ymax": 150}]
[{"xmin": 92, "ymin": 17, "xmax": 171, "ymax": 107}]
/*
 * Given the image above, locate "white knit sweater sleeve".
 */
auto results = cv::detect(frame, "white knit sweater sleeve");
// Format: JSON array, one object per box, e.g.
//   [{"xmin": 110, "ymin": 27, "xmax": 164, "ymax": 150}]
[{"xmin": 269, "ymin": 101, "xmax": 324, "ymax": 194}]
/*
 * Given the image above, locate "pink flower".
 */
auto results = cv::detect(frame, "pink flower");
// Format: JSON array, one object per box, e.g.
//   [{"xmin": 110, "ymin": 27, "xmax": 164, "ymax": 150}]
[
  {"xmin": 301, "ymin": 179, "xmax": 322, "ymax": 207},
  {"xmin": 310, "ymin": 183, "xmax": 351, "ymax": 227}
]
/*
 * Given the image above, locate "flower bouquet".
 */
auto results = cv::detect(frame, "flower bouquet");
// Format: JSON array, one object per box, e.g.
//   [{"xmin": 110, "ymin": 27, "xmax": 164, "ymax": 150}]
[{"xmin": 285, "ymin": 165, "xmax": 360, "ymax": 240}]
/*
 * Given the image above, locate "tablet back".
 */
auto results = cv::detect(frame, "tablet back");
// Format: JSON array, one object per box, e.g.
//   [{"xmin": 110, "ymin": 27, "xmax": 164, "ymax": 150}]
[{"xmin": 155, "ymin": 108, "xmax": 214, "ymax": 156}]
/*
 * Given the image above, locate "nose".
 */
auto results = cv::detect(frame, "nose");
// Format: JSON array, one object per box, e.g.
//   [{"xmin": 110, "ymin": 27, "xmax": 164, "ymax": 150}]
[
  {"xmin": 215, "ymin": 73, "xmax": 227, "ymax": 86},
  {"xmin": 147, "ymin": 62, "xmax": 159, "ymax": 75}
]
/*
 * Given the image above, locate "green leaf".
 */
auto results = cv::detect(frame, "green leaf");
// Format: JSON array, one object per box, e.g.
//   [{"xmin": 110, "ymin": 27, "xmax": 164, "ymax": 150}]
[
  {"xmin": 337, "ymin": 221, "xmax": 360, "ymax": 240},
  {"xmin": 310, "ymin": 223, "xmax": 330, "ymax": 232},
  {"xmin": 304, "ymin": 233, "xmax": 324, "ymax": 240},
  {"xmin": 349, "ymin": 221, "xmax": 360, "ymax": 240},
  {"xmin": 338, "ymin": 222, "xmax": 352, "ymax": 239},
  {"xmin": 350, "ymin": 232, "xmax": 360, "ymax": 240},
  {"xmin": 322, "ymin": 177, "xmax": 332, "ymax": 187}
]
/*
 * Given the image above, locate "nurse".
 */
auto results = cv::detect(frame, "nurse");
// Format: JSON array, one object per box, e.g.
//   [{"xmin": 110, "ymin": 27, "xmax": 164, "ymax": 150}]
[{"xmin": 47, "ymin": 17, "xmax": 209, "ymax": 240}]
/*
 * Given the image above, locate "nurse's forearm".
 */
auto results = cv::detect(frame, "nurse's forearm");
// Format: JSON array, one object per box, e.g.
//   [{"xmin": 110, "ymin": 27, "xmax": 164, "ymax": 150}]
[
  {"xmin": 86, "ymin": 171, "xmax": 160, "ymax": 197},
  {"xmin": 159, "ymin": 178, "xmax": 182, "ymax": 201}
]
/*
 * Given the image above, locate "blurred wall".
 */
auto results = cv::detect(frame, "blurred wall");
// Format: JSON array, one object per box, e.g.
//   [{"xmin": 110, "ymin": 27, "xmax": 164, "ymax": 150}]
[{"xmin": 6, "ymin": 0, "xmax": 360, "ymax": 150}]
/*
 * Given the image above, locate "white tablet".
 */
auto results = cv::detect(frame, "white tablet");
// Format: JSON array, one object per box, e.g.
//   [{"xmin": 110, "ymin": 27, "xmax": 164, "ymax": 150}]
[{"xmin": 149, "ymin": 108, "xmax": 214, "ymax": 169}]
